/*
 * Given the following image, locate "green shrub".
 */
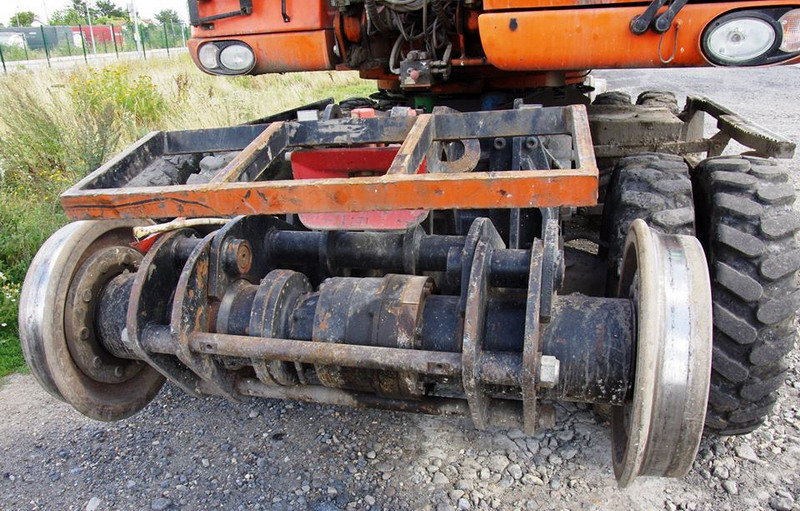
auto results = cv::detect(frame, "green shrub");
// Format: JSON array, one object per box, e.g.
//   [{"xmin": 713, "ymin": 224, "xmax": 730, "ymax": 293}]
[{"xmin": 69, "ymin": 65, "xmax": 166, "ymax": 126}]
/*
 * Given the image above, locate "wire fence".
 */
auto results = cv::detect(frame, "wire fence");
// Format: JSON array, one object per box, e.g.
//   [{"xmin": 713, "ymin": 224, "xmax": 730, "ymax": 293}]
[{"xmin": 0, "ymin": 23, "xmax": 190, "ymax": 74}]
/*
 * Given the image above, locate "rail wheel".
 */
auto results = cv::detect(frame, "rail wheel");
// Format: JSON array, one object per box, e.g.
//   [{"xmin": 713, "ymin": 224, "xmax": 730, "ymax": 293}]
[
  {"xmin": 19, "ymin": 220, "xmax": 165, "ymax": 421},
  {"xmin": 611, "ymin": 219, "xmax": 712, "ymax": 487},
  {"xmin": 693, "ymin": 156, "xmax": 800, "ymax": 434}
]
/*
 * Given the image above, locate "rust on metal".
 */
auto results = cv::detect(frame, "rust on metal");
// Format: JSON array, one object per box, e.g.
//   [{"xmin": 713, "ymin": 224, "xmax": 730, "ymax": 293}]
[
  {"xmin": 232, "ymin": 378, "xmax": 524, "ymax": 428},
  {"xmin": 209, "ymin": 122, "xmax": 288, "ymax": 183},
  {"xmin": 61, "ymin": 171, "xmax": 598, "ymax": 220},
  {"xmin": 60, "ymin": 105, "xmax": 598, "ymax": 221},
  {"xmin": 386, "ymin": 114, "xmax": 434, "ymax": 175}
]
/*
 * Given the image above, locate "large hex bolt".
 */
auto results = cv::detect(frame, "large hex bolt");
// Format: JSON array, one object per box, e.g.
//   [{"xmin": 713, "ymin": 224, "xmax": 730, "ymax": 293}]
[{"xmin": 539, "ymin": 355, "xmax": 560, "ymax": 388}]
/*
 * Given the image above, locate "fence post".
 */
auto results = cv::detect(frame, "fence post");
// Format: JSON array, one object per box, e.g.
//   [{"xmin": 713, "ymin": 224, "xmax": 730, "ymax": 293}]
[
  {"xmin": 180, "ymin": 23, "xmax": 187, "ymax": 47},
  {"xmin": 79, "ymin": 25, "xmax": 89, "ymax": 64},
  {"xmin": 140, "ymin": 25, "xmax": 147, "ymax": 60},
  {"xmin": 0, "ymin": 45, "xmax": 6, "ymax": 75},
  {"xmin": 22, "ymin": 35, "xmax": 30, "ymax": 61},
  {"xmin": 40, "ymin": 26, "xmax": 52, "ymax": 68},
  {"xmin": 66, "ymin": 30, "xmax": 73, "ymax": 56},
  {"xmin": 111, "ymin": 25, "xmax": 119, "ymax": 59},
  {"xmin": 163, "ymin": 24, "xmax": 170, "ymax": 56}
]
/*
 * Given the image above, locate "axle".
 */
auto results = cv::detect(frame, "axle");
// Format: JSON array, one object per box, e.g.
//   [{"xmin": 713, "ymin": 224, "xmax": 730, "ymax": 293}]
[
  {"xmin": 95, "ymin": 216, "xmax": 633, "ymax": 427},
  {"xmin": 20, "ymin": 214, "xmax": 711, "ymax": 486}
]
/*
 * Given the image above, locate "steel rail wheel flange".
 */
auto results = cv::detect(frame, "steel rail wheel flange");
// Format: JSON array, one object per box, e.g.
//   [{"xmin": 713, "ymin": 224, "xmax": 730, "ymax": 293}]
[
  {"xmin": 612, "ymin": 219, "xmax": 712, "ymax": 487},
  {"xmin": 18, "ymin": 220, "xmax": 165, "ymax": 421}
]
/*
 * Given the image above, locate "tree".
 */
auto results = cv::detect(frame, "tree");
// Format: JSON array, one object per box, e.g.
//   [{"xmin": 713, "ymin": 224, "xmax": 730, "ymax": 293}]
[
  {"xmin": 155, "ymin": 9, "xmax": 181, "ymax": 25},
  {"xmin": 95, "ymin": 1, "xmax": 129, "ymax": 20},
  {"xmin": 9, "ymin": 11, "xmax": 36, "ymax": 27},
  {"xmin": 49, "ymin": 9, "xmax": 84, "ymax": 26}
]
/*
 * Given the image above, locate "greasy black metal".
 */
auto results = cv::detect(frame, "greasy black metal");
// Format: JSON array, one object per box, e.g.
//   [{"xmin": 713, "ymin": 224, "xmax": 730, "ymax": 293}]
[
  {"xmin": 312, "ymin": 274, "xmax": 433, "ymax": 397},
  {"xmin": 265, "ymin": 229, "xmax": 530, "ymax": 287},
  {"xmin": 66, "ymin": 247, "xmax": 144, "ymax": 384},
  {"xmin": 539, "ymin": 296, "xmax": 634, "ymax": 405},
  {"xmin": 462, "ymin": 218, "xmax": 505, "ymax": 429},
  {"xmin": 208, "ymin": 215, "xmax": 293, "ymax": 298},
  {"xmin": 87, "ymin": 215, "xmax": 637, "ymax": 432},
  {"xmin": 126, "ymin": 230, "xmax": 204, "ymax": 396},
  {"xmin": 234, "ymin": 379, "xmax": 525, "ymax": 429},
  {"xmin": 539, "ymin": 217, "xmax": 560, "ymax": 322},
  {"xmin": 287, "ymin": 116, "xmax": 417, "ymax": 146},
  {"xmin": 97, "ymin": 272, "xmax": 138, "ymax": 360},
  {"xmin": 430, "ymin": 109, "xmax": 568, "ymax": 142},
  {"xmin": 171, "ymin": 232, "xmax": 240, "ymax": 401},
  {"xmin": 522, "ymin": 239, "xmax": 544, "ymax": 433},
  {"xmin": 249, "ymin": 270, "xmax": 311, "ymax": 386},
  {"xmin": 189, "ymin": 0, "xmax": 253, "ymax": 27},
  {"xmin": 165, "ymin": 126, "xmax": 267, "ymax": 154}
]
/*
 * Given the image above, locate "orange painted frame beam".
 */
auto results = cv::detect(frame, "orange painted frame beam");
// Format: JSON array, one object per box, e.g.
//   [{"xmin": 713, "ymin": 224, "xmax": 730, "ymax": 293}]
[
  {"xmin": 60, "ymin": 171, "xmax": 598, "ymax": 220},
  {"xmin": 60, "ymin": 105, "xmax": 598, "ymax": 221}
]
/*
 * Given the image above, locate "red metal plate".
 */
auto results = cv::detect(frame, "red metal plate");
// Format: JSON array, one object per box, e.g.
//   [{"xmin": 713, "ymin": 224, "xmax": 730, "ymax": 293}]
[{"xmin": 292, "ymin": 146, "xmax": 429, "ymax": 230}]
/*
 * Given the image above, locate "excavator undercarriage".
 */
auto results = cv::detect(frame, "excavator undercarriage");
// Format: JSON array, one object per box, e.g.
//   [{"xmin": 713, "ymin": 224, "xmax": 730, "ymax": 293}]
[{"xmin": 19, "ymin": 0, "xmax": 800, "ymax": 488}]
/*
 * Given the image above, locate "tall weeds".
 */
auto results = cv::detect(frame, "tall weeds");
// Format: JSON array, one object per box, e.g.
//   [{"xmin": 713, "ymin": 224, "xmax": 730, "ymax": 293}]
[{"xmin": 0, "ymin": 56, "xmax": 373, "ymax": 375}]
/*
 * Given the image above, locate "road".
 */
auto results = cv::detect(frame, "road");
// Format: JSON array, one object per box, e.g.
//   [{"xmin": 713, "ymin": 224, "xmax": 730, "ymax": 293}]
[
  {"xmin": 0, "ymin": 66, "xmax": 799, "ymax": 511},
  {"xmin": 1, "ymin": 48, "xmax": 188, "ymax": 74}
]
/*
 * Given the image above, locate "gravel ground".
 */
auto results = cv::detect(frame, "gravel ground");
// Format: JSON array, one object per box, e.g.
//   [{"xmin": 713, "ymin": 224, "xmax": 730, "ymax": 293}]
[{"xmin": 1, "ymin": 66, "xmax": 799, "ymax": 511}]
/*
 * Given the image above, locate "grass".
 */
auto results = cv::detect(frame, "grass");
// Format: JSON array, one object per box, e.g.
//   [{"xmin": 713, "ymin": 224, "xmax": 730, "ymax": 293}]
[{"xmin": 0, "ymin": 55, "xmax": 375, "ymax": 377}]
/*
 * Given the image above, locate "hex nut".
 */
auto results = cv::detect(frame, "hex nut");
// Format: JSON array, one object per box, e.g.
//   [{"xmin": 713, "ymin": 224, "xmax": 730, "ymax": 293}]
[{"xmin": 539, "ymin": 355, "xmax": 560, "ymax": 388}]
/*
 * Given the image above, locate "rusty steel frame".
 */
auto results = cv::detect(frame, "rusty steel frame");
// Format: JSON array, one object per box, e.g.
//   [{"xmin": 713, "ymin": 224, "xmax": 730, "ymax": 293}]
[{"xmin": 60, "ymin": 105, "xmax": 598, "ymax": 221}]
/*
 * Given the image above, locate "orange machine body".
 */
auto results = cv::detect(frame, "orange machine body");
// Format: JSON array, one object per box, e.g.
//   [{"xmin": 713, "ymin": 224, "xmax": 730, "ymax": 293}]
[
  {"xmin": 479, "ymin": 1, "xmax": 800, "ymax": 70},
  {"xmin": 189, "ymin": 0, "xmax": 800, "ymax": 80}
]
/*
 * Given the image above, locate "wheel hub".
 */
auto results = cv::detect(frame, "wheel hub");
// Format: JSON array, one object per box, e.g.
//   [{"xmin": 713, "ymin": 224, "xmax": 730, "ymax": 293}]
[{"xmin": 64, "ymin": 246, "xmax": 144, "ymax": 384}]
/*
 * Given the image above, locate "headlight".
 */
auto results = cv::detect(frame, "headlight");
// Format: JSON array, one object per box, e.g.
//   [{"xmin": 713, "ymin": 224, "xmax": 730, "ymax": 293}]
[
  {"xmin": 198, "ymin": 43, "xmax": 219, "ymax": 70},
  {"xmin": 703, "ymin": 13, "xmax": 780, "ymax": 65},
  {"xmin": 219, "ymin": 44, "xmax": 256, "ymax": 72},
  {"xmin": 779, "ymin": 9, "xmax": 800, "ymax": 53}
]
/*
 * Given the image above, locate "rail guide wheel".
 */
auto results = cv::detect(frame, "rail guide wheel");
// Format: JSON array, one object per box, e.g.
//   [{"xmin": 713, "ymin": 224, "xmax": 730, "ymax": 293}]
[
  {"xmin": 18, "ymin": 220, "xmax": 165, "ymax": 421},
  {"xmin": 612, "ymin": 219, "xmax": 713, "ymax": 487}
]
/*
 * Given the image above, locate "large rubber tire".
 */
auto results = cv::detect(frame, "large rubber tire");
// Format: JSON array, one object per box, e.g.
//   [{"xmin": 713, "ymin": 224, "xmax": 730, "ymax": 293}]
[
  {"xmin": 636, "ymin": 90, "xmax": 680, "ymax": 113},
  {"xmin": 601, "ymin": 152, "xmax": 695, "ymax": 284},
  {"xmin": 692, "ymin": 156, "xmax": 800, "ymax": 434},
  {"xmin": 593, "ymin": 90, "xmax": 632, "ymax": 106}
]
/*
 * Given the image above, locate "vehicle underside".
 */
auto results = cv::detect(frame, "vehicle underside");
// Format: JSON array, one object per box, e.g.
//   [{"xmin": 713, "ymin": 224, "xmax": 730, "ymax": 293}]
[{"xmin": 18, "ymin": 0, "xmax": 800, "ymax": 488}]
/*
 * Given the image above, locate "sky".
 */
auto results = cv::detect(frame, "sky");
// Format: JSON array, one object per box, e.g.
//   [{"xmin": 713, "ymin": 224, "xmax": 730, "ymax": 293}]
[{"xmin": 1, "ymin": 0, "xmax": 190, "ymax": 26}]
